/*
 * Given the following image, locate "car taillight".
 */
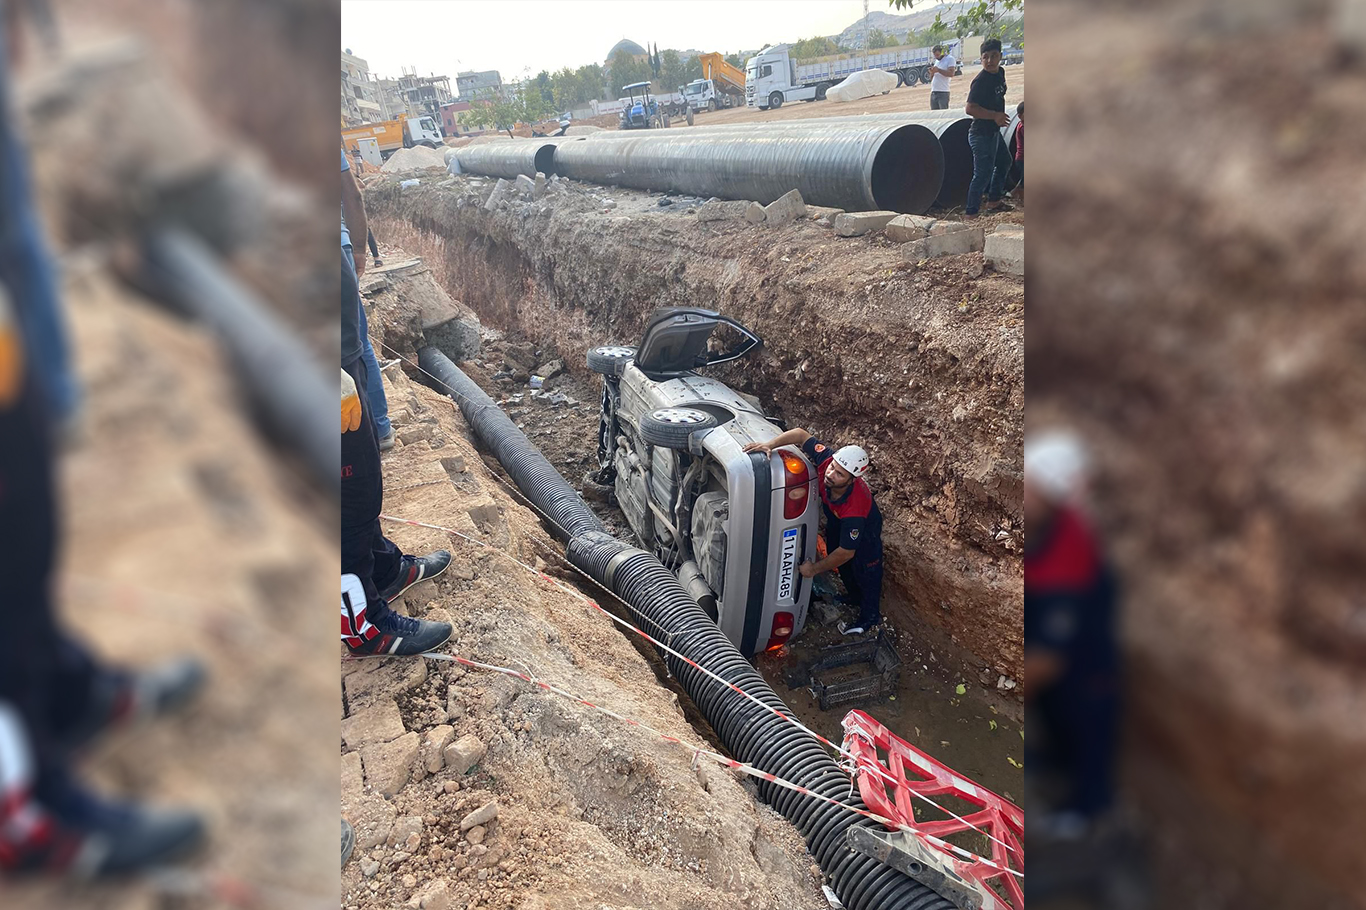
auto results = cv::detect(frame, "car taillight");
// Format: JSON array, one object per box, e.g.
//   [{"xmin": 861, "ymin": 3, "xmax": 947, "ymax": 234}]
[
  {"xmin": 779, "ymin": 450, "xmax": 809, "ymax": 519},
  {"xmin": 766, "ymin": 611, "xmax": 794, "ymax": 651}
]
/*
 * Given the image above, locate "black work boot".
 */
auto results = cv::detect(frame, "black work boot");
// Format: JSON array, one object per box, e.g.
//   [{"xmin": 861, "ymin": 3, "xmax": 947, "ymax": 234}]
[
  {"xmin": 346, "ymin": 608, "xmax": 452, "ymax": 657},
  {"xmin": 377, "ymin": 550, "xmax": 452, "ymax": 602}
]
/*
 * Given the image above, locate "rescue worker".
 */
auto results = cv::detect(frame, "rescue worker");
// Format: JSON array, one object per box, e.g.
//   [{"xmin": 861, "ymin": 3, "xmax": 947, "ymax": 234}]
[
  {"xmin": 744, "ymin": 427, "xmax": 883, "ymax": 635},
  {"xmin": 1024, "ymin": 431, "xmax": 1120, "ymax": 839}
]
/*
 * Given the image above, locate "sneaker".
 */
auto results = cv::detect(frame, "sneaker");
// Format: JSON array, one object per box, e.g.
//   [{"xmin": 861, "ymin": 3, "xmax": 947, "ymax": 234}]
[
  {"xmin": 373, "ymin": 257, "xmax": 384, "ymax": 268},
  {"xmin": 377, "ymin": 551, "xmax": 452, "ymax": 602},
  {"xmin": 377, "ymin": 428, "xmax": 396, "ymax": 451},
  {"xmin": 984, "ymin": 200, "xmax": 1014, "ymax": 212},
  {"xmin": 838, "ymin": 621, "xmax": 866, "ymax": 636},
  {"xmin": 345, "ymin": 609, "xmax": 452, "ymax": 657},
  {"xmin": 3, "ymin": 782, "xmax": 205, "ymax": 879},
  {"xmin": 56, "ymin": 657, "xmax": 207, "ymax": 755},
  {"xmin": 340, "ymin": 818, "xmax": 355, "ymax": 868}
]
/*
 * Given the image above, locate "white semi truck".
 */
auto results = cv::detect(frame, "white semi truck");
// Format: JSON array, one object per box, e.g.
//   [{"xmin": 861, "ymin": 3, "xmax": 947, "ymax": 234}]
[{"xmin": 745, "ymin": 40, "xmax": 964, "ymax": 110}]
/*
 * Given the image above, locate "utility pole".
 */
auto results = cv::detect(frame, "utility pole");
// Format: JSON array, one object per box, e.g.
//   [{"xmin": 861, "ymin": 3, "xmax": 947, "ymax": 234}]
[{"xmin": 862, "ymin": 0, "xmax": 869, "ymax": 66}]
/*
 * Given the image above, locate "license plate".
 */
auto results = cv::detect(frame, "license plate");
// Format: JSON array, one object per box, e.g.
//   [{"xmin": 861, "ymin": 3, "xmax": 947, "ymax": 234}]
[{"xmin": 777, "ymin": 527, "xmax": 800, "ymax": 606}]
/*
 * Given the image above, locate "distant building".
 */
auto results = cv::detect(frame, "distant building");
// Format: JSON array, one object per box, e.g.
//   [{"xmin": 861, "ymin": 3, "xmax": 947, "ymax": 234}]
[
  {"xmin": 456, "ymin": 70, "xmax": 502, "ymax": 99},
  {"xmin": 341, "ymin": 49, "xmax": 385, "ymax": 126},
  {"xmin": 606, "ymin": 38, "xmax": 648, "ymax": 64},
  {"xmin": 439, "ymin": 100, "xmax": 473, "ymax": 135}
]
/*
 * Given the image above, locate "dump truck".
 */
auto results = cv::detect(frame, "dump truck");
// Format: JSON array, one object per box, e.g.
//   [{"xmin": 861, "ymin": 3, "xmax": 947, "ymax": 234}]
[
  {"xmin": 684, "ymin": 52, "xmax": 747, "ymax": 112},
  {"xmin": 745, "ymin": 39, "xmax": 964, "ymax": 110},
  {"xmin": 341, "ymin": 114, "xmax": 444, "ymax": 159}
]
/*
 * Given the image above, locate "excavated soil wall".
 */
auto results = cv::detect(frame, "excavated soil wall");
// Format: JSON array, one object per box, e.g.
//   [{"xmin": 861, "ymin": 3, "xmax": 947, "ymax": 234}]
[{"xmin": 367, "ymin": 176, "xmax": 1024, "ymax": 680}]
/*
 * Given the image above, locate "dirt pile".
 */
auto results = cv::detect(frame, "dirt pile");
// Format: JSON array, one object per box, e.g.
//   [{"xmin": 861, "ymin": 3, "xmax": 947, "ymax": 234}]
[
  {"xmin": 383, "ymin": 145, "xmax": 449, "ymax": 173},
  {"xmin": 1031, "ymin": 3, "xmax": 1366, "ymax": 905},
  {"xmin": 341, "ymin": 365, "xmax": 828, "ymax": 910},
  {"xmin": 366, "ymin": 174, "xmax": 1025, "ymax": 683}
]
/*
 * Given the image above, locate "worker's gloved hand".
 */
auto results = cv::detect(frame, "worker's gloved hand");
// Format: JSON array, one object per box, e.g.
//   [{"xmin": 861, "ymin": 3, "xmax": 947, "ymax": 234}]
[
  {"xmin": 742, "ymin": 441, "xmax": 772, "ymax": 456},
  {"xmin": 0, "ymin": 286, "xmax": 25, "ymax": 410},
  {"xmin": 341, "ymin": 368, "xmax": 362, "ymax": 433}
]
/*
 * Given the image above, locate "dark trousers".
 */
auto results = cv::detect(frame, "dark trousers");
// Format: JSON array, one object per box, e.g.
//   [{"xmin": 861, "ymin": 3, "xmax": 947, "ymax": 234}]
[
  {"xmin": 0, "ymin": 376, "xmax": 99, "ymax": 796},
  {"xmin": 366, "ymin": 229, "xmax": 379, "ymax": 261},
  {"xmin": 829, "ymin": 534, "xmax": 883, "ymax": 627},
  {"xmin": 341, "ymin": 354, "xmax": 403, "ymax": 617},
  {"xmin": 965, "ymin": 127, "xmax": 1011, "ymax": 215},
  {"xmin": 930, "ymin": 90, "xmax": 950, "ymax": 110},
  {"xmin": 1034, "ymin": 682, "xmax": 1119, "ymax": 818}
]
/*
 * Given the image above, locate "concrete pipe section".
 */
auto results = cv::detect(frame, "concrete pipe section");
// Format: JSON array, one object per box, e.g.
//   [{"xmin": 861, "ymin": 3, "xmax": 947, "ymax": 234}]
[{"xmin": 553, "ymin": 122, "xmax": 944, "ymax": 214}]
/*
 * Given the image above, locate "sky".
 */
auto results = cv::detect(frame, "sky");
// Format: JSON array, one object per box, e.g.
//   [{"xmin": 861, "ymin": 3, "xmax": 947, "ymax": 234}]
[{"xmin": 341, "ymin": 0, "xmax": 931, "ymax": 87}]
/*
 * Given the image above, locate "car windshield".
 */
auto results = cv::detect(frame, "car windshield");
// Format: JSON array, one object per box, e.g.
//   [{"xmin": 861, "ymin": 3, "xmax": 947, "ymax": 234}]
[
  {"xmin": 746, "ymin": 64, "xmax": 758, "ymax": 80},
  {"xmin": 419, "ymin": 117, "xmax": 436, "ymax": 131},
  {"xmin": 685, "ymin": 82, "xmax": 705, "ymax": 95}
]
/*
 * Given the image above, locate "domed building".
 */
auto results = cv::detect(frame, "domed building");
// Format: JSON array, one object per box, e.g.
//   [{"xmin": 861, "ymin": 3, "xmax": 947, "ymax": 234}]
[{"xmin": 606, "ymin": 38, "xmax": 648, "ymax": 64}]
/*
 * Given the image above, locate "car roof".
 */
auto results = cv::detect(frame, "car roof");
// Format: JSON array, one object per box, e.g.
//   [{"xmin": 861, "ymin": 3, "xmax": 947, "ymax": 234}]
[{"xmin": 622, "ymin": 81, "xmax": 652, "ymax": 90}]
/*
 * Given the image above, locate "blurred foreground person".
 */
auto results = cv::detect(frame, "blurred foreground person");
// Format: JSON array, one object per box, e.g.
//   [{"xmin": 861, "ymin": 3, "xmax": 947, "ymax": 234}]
[
  {"xmin": 1024, "ymin": 431, "xmax": 1119, "ymax": 839},
  {"xmin": 0, "ymin": 10, "xmax": 205, "ymax": 878}
]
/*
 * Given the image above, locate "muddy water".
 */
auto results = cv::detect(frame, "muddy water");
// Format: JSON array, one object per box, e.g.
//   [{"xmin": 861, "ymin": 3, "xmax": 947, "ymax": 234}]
[{"xmin": 443, "ymin": 326, "xmax": 1024, "ymax": 816}]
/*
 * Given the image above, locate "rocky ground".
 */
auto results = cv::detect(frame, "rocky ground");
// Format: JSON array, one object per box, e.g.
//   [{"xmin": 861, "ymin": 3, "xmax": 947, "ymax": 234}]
[
  {"xmin": 1031, "ymin": 3, "xmax": 1365, "ymax": 907},
  {"xmin": 364, "ymin": 167, "xmax": 1025, "ymax": 697}
]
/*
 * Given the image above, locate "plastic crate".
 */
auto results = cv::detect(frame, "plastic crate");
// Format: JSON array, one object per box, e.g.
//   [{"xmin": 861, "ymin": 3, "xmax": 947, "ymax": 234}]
[{"xmin": 809, "ymin": 631, "xmax": 901, "ymax": 710}]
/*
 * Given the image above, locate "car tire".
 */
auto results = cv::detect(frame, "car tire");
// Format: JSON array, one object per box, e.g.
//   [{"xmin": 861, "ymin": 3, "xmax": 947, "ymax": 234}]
[
  {"xmin": 815, "ymin": 83, "xmax": 829, "ymax": 101},
  {"xmin": 639, "ymin": 407, "xmax": 718, "ymax": 448},
  {"xmin": 768, "ymin": 92, "xmax": 783, "ymax": 109},
  {"xmin": 586, "ymin": 345, "xmax": 636, "ymax": 376}
]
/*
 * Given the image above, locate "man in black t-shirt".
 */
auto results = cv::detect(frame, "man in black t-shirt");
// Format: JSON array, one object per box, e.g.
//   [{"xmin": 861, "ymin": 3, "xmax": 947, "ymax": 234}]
[{"xmin": 964, "ymin": 38, "xmax": 1013, "ymax": 218}]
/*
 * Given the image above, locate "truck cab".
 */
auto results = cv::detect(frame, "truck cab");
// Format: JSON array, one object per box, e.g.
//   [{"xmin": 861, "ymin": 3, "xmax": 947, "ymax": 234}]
[
  {"xmin": 403, "ymin": 115, "xmax": 443, "ymax": 148},
  {"xmin": 745, "ymin": 48, "xmax": 817, "ymax": 110}
]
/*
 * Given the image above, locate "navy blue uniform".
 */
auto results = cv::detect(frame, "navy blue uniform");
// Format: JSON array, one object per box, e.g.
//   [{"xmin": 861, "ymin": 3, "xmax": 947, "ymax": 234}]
[
  {"xmin": 1025, "ymin": 506, "xmax": 1119, "ymax": 818},
  {"xmin": 802, "ymin": 437, "xmax": 883, "ymax": 628}
]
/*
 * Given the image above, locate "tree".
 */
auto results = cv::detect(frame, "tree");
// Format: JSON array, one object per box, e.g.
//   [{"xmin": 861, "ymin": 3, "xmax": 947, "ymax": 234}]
[
  {"xmin": 682, "ymin": 55, "xmax": 704, "ymax": 83},
  {"xmin": 790, "ymin": 35, "xmax": 840, "ymax": 59},
  {"xmin": 889, "ymin": 0, "xmax": 1023, "ymax": 39},
  {"xmin": 462, "ymin": 86, "xmax": 552, "ymax": 138},
  {"xmin": 532, "ymin": 70, "xmax": 554, "ymax": 106},
  {"xmin": 724, "ymin": 52, "xmax": 744, "ymax": 70},
  {"xmin": 867, "ymin": 28, "xmax": 892, "ymax": 49},
  {"xmin": 658, "ymin": 48, "xmax": 686, "ymax": 91},
  {"xmin": 607, "ymin": 47, "xmax": 650, "ymax": 95}
]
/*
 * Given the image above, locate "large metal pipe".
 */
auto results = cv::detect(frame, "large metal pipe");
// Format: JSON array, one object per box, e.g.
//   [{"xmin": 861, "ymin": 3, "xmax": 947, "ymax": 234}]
[
  {"xmin": 553, "ymin": 122, "xmax": 944, "ymax": 214},
  {"xmin": 451, "ymin": 137, "xmax": 582, "ymax": 180}
]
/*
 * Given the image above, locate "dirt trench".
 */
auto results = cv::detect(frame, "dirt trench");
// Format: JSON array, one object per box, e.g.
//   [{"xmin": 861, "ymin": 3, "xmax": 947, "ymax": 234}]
[{"xmin": 365, "ymin": 173, "xmax": 1025, "ymax": 686}]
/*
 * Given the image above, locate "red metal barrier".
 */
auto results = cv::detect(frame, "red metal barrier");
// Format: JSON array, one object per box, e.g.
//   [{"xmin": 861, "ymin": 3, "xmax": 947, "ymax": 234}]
[{"xmin": 842, "ymin": 709, "xmax": 1024, "ymax": 910}]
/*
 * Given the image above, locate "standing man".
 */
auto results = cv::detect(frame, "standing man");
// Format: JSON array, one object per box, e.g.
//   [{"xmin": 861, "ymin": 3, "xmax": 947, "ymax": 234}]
[
  {"xmin": 340, "ymin": 150, "xmax": 394, "ymax": 450},
  {"xmin": 927, "ymin": 44, "xmax": 957, "ymax": 110},
  {"xmin": 744, "ymin": 428, "xmax": 883, "ymax": 636},
  {"xmin": 341, "ymin": 150, "xmax": 452, "ymax": 657},
  {"xmin": 963, "ymin": 38, "xmax": 1013, "ymax": 219}
]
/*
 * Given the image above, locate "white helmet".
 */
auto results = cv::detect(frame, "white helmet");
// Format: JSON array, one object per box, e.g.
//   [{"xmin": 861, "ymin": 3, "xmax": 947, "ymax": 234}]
[
  {"xmin": 832, "ymin": 445, "xmax": 870, "ymax": 478},
  {"xmin": 1024, "ymin": 431, "xmax": 1088, "ymax": 502}
]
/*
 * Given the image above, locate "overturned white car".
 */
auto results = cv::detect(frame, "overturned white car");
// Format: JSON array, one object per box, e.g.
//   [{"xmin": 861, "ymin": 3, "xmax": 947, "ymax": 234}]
[{"xmin": 588, "ymin": 308, "xmax": 820, "ymax": 657}]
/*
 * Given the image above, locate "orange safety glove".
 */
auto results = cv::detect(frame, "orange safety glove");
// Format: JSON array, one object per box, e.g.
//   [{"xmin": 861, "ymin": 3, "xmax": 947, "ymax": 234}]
[
  {"xmin": 0, "ymin": 287, "xmax": 24, "ymax": 410},
  {"xmin": 341, "ymin": 368, "xmax": 362, "ymax": 433}
]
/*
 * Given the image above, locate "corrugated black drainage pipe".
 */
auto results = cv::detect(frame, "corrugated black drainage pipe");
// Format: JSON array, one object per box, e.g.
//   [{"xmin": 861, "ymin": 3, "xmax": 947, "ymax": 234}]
[{"xmin": 418, "ymin": 348, "xmax": 952, "ymax": 910}]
